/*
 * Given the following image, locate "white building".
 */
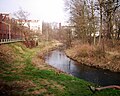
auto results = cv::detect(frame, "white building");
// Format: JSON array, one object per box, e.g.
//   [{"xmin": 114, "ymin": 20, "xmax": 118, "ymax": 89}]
[
  {"xmin": 29, "ymin": 20, "xmax": 42, "ymax": 34},
  {"xmin": 23, "ymin": 20, "xmax": 42, "ymax": 34}
]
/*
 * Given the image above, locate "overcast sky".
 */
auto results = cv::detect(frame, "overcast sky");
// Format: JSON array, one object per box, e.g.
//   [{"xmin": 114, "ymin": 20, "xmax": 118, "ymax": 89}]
[{"xmin": 0, "ymin": 0, "xmax": 68, "ymax": 23}]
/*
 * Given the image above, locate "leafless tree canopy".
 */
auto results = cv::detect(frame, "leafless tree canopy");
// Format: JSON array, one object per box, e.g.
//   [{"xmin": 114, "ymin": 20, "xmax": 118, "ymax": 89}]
[{"xmin": 64, "ymin": 0, "xmax": 120, "ymax": 48}]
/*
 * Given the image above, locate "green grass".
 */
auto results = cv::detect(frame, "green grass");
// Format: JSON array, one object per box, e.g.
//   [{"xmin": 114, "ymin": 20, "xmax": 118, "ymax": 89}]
[{"xmin": 0, "ymin": 42, "xmax": 120, "ymax": 96}]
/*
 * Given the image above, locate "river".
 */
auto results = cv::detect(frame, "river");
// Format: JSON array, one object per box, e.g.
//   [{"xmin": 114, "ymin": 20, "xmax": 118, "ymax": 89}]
[{"xmin": 45, "ymin": 49, "xmax": 120, "ymax": 86}]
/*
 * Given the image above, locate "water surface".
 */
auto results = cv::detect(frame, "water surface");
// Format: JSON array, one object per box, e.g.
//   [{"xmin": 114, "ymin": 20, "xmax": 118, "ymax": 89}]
[{"xmin": 45, "ymin": 50, "xmax": 120, "ymax": 86}]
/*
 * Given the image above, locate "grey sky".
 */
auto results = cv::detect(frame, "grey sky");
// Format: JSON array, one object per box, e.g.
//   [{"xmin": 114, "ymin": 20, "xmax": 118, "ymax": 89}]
[{"xmin": 0, "ymin": 0, "xmax": 67, "ymax": 23}]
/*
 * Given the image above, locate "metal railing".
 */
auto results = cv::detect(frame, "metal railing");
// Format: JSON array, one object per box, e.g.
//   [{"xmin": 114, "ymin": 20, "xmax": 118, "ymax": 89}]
[{"xmin": 0, "ymin": 39, "xmax": 24, "ymax": 44}]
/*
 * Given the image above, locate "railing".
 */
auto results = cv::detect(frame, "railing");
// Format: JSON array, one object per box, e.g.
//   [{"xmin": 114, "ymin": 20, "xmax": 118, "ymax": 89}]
[{"xmin": 0, "ymin": 39, "xmax": 24, "ymax": 44}]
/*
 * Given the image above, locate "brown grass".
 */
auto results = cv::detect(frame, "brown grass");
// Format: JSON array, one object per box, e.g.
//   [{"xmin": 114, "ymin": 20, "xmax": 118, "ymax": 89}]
[
  {"xmin": 66, "ymin": 44, "xmax": 95, "ymax": 58},
  {"xmin": 0, "ymin": 44, "xmax": 23, "ymax": 64},
  {"xmin": 30, "ymin": 88, "xmax": 47, "ymax": 95},
  {"xmin": 66, "ymin": 43, "xmax": 120, "ymax": 72},
  {"xmin": 40, "ymin": 79, "xmax": 64, "ymax": 92}
]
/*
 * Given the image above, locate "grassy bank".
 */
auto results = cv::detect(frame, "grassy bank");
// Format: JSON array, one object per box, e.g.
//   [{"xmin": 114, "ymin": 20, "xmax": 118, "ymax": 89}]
[
  {"xmin": 0, "ymin": 42, "xmax": 120, "ymax": 96},
  {"xmin": 66, "ymin": 44, "xmax": 120, "ymax": 72}
]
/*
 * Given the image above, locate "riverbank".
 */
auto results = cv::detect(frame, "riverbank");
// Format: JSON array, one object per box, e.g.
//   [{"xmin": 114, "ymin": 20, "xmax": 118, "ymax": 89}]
[
  {"xmin": 0, "ymin": 41, "xmax": 120, "ymax": 96},
  {"xmin": 65, "ymin": 44, "xmax": 120, "ymax": 72}
]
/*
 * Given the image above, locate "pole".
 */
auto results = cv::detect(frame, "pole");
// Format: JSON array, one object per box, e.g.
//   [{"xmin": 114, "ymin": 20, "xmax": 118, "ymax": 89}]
[{"xmin": 8, "ymin": 24, "xmax": 11, "ymax": 40}]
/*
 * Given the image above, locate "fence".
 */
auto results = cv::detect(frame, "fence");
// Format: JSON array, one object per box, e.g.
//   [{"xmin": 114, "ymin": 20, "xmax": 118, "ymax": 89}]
[{"xmin": 0, "ymin": 13, "xmax": 24, "ymax": 44}]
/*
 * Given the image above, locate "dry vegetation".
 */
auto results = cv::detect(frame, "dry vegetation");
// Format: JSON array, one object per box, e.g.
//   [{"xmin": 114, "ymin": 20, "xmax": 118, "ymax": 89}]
[
  {"xmin": 0, "ymin": 42, "xmax": 120, "ymax": 96},
  {"xmin": 66, "ymin": 43, "xmax": 120, "ymax": 72}
]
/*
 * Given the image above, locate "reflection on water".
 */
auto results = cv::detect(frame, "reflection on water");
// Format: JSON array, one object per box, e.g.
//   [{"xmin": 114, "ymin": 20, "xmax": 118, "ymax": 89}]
[{"xmin": 45, "ymin": 50, "xmax": 120, "ymax": 86}]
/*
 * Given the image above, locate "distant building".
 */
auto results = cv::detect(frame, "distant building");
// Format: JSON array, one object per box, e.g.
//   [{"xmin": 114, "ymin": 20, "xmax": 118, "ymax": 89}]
[
  {"xmin": 29, "ymin": 20, "xmax": 42, "ymax": 34},
  {"xmin": 0, "ymin": 13, "xmax": 43, "ymax": 42},
  {"xmin": 19, "ymin": 20, "xmax": 42, "ymax": 34},
  {"xmin": 0, "ymin": 13, "xmax": 24, "ymax": 40}
]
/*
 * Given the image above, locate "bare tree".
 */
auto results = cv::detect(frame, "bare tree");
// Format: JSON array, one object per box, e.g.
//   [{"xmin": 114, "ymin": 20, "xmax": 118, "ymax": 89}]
[
  {"xmin": 14, "ymin": 7, "xmax": 30, "ymax": 22},
  {"xmin": 102, "ymin": 0, "xmax": 120, "ymax": 40},
  {"xmin": 42, "ymin": 21, "xmax": 54, "ymax": 41},
  {"xmin": 115, "ymin": 8, "xmax": 120, "ymax": 40},
  {"xmin": 65, "ymin": 0, "xmax": 120, "ymax": 48},
  {"xmin": 13, "ymin": 8, "xmax": 30, "ymax": 41},
  {"xmin": 65, "ymin": 0, "xmax": 90, "ymax": 43}
]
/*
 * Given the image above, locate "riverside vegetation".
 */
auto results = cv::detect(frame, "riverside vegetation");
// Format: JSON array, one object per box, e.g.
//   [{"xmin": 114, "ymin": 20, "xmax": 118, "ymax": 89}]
[
  {"xmin": 0, "ymin": 41, "xmax": 120, "ymax": 96},
  {"xmin": 65, "ymin": 43, "xmax": 120, "ymax": 72}
]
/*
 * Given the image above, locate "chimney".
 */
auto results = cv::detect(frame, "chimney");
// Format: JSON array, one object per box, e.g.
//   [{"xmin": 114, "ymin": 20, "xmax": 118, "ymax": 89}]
[{"xmin": 59, "ymin": 23, "xmax": 61, "ymax": 29}]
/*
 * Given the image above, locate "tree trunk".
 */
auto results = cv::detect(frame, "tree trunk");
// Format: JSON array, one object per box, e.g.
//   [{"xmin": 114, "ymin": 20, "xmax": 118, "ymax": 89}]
[{"xmin": 98, "ymin": 2, "xmax": 102, "ymax": 45}]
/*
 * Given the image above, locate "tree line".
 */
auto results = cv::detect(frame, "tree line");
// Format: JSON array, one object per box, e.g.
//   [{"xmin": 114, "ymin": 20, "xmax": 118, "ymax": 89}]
[{"xmin": 63, "ymin": 0, "xmax": 120, "ymax": 50}]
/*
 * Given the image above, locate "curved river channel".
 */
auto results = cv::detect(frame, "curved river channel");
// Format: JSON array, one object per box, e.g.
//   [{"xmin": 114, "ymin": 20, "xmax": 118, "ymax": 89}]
[{"xmin": 45, "ymin": 49, "xmax": 120, "ymax": 86}]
